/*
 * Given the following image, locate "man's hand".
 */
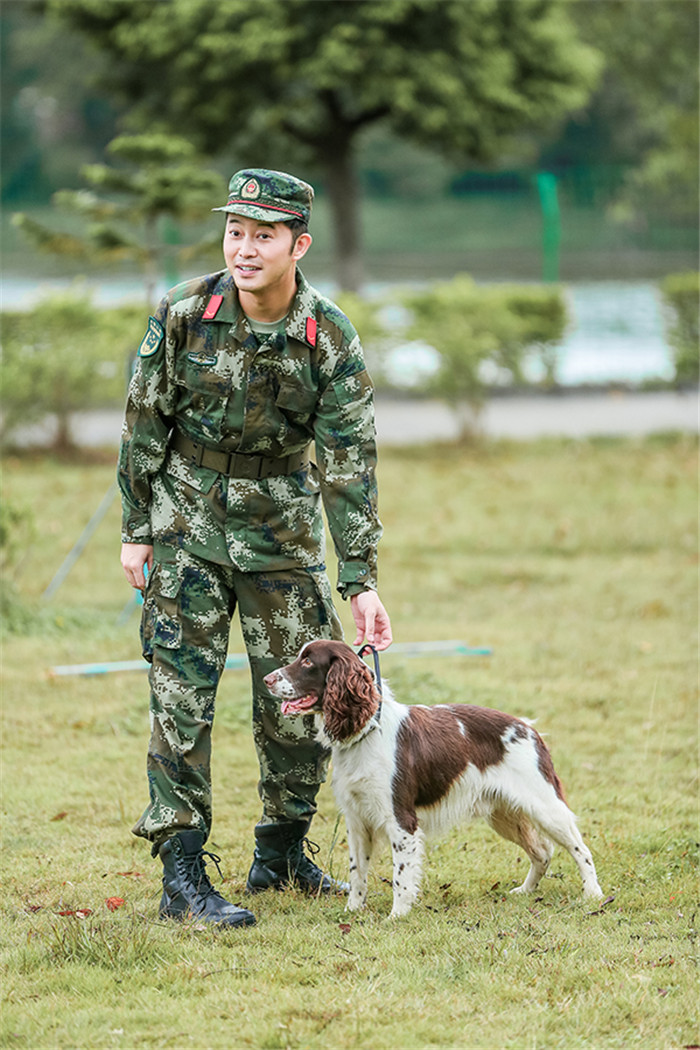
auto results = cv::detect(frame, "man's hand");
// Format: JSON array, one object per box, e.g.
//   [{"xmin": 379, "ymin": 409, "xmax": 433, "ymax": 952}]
[
  {"xmin": 350, "ymin": 590, "xmax": 392, "ymax": 651},
  {"xmin": 121, "ymin": 543, "xmax": 154, "ymax": 591}
]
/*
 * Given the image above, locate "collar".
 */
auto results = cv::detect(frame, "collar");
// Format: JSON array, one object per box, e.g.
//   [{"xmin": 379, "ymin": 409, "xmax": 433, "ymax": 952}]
[
  {"xmin": 318, "ymin": 714, "xmax": 382, "ymax": 752},
  {"xmin": 201, "ymin": 268, "xmax": 318, "ymax": 350}
]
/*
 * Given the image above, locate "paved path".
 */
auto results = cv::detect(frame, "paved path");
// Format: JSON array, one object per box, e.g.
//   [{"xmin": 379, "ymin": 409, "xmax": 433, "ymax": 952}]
[
  {"xmin": 375, "ymin": 389, "xmax": 698, "ymax": 443},
  {"xmin": 7, "ymin": 389, "xmax": 698, "ymax": 450}
]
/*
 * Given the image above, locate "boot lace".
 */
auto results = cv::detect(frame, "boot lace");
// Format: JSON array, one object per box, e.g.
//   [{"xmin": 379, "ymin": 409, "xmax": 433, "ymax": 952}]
[
  {"xmin": 181, "ymin": 848, "xmax": 228, "ymax": 902},
  {"xmin": 287, "ymin": 837, "xmax": 325, "ymax": 883}
]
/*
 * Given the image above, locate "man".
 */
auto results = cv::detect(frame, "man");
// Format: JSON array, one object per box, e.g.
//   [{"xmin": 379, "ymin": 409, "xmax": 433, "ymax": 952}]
[{"xmin": 118, "ymin": 168, "xmax": 392, "ymax": 929}]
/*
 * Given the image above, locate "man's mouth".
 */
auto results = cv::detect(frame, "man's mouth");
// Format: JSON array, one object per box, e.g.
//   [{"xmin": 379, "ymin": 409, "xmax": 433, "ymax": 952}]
[{"xmin": 281, "ymin": 694, "xmax": 318, "ymax": 717}]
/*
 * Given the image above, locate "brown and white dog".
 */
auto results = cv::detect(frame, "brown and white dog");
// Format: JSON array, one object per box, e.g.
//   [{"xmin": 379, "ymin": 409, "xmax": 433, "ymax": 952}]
[{"xmin": 264, "ymin": 640, "xmax": 603, "ymax": 917}]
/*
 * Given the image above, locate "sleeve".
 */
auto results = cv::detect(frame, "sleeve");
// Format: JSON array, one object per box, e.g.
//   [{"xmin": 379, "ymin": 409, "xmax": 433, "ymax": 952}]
[
  {"xmin": 117, "ymin": 299, "xmax": 176, "ymax": 544},
  {"xmin": 313, "ymin": 332, "xmax": 383, "ymax": 598}
]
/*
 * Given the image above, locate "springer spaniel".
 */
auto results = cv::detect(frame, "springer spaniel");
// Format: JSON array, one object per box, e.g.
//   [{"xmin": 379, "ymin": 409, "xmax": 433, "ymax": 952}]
[{"xmin": 264, "ymin": 640, "xmax": 603, "ymax": 918}]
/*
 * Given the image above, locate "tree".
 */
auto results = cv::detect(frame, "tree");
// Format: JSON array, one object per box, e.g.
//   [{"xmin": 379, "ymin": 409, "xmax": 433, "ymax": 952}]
[
  {"xmin": 13, "ymin": 133, "xmax": 225, "ymax": 304},
  {"xmin": 560, "ymin": 0, "xmax": 699, "ymax": 226},
  {"xmin": 52, "ymin": 0, "xmax": 601, "ymax": 290},
  {"xmin": 1, "ymin": 0, "xmax": 121, "ymax": 204}
]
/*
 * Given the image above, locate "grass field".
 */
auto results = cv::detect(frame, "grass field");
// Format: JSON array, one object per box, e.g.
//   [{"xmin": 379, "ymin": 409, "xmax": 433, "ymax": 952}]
[{"xmin": 1, "ymin": 434, "xmax": 698, "ymax": 1049}]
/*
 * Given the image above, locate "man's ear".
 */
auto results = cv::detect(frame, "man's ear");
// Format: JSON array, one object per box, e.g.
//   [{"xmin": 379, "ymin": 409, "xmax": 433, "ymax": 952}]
[{"xmin": 292, "ymin": 232, "xmax": 312, "ymax": 262}]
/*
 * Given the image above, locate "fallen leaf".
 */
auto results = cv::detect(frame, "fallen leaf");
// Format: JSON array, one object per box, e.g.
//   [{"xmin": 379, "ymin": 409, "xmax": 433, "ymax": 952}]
[
  {"xmin": 57, "ymin": 909, "xmax": 91, "ymax": 917},
  {"xmin": 25, "ymin": 904, "xmax": 43, "ymax": 913},
  {"xmin": 116, "ymin": 871, "xmax": 145, "ymax": 878},
  {"xmin": 50, "ymin": 811, "xmax": 68, "ymax": 822},
  {"xmin": 338, "ymin": 923, "xmax": 351, "ymax": 935},
  {"xmin": 105, "ymin": 897, "xmax": 126, "ymax": 911}
]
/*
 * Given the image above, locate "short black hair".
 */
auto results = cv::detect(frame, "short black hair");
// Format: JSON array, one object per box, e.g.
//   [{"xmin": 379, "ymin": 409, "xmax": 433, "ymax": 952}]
[{"xmin": 286, "ymin": 218, "xmax": 309, "ymax": 248}]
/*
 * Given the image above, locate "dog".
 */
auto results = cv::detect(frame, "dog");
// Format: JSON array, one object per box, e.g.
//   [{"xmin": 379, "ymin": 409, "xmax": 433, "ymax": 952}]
[{"xmin": 264, "ymin": 640, "xmax": 603, "ymax": 917}]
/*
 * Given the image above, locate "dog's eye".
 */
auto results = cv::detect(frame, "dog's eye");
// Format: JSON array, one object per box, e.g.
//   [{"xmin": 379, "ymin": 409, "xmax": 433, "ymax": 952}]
[{"xmin": 301, "ymin": 657, "xmax": 313, "ymax": 669}]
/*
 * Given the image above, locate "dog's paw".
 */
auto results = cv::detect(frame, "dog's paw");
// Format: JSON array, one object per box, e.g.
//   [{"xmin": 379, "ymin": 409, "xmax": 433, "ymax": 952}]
[{"xmin": 346, "ymin": 898, "xmax": 366, "ymax": 913}]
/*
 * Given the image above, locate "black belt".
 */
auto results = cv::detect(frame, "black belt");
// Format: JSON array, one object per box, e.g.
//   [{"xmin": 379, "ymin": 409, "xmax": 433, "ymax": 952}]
[{"xmin": 171, "ymin": 431, "xmax": 309, "ymax": 480}]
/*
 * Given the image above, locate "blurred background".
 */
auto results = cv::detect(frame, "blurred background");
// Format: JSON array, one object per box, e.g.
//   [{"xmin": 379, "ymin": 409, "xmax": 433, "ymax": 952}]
[{"xmin": 1, "ymin": 0, "xmax": 698, "ymax": 450}]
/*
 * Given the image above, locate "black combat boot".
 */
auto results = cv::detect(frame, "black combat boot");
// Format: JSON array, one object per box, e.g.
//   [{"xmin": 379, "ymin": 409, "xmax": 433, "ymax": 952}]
[
  {"xmin": 245, "ymin": 819, "xmax": 349, "ymax": 895},
  {"xmin": 158, "ymin": 830, "xmax": 256, "ymax": 927}
]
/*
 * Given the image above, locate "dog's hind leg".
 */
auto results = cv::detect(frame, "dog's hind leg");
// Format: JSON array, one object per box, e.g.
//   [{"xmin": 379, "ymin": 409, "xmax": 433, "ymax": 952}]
[
  {"xmin": 488, "ymin": 806, "xmax": 554, "ymax": 894},
  {"xmin": 524, "ymin": 795, "xmax": 603, "ymax": 898},
  {"xmin": 345, "ymin": 819, "xmax": 374, "ymax": 912}
]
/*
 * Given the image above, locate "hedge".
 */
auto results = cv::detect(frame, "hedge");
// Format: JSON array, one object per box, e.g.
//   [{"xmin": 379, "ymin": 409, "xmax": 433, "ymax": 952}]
[
  {"xmin": 1, "ymin": 294, "xmax": 144, "ymax": 449},
  {"xmin": 659, "ymin": 272, "xmax": 699, "ymax": 385}
]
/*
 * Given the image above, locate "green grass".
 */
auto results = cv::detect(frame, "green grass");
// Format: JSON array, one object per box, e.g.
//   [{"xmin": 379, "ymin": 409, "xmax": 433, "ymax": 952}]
[{"xmin": 1, "ymin": 435, "xmax": 698, "ymax": 1049}]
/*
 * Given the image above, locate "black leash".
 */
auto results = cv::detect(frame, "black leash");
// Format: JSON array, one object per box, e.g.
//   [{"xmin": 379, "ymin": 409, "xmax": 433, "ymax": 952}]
[{"xmin": 357, "ymin": 643, "xmax": 383, "ymax": 722}]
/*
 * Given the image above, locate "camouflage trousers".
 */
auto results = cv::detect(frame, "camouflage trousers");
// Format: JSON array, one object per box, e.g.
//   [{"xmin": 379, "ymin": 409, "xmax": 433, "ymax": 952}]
[{"xmin": 132, "ymin": 540, "xmax": 343, "ymax": 847}]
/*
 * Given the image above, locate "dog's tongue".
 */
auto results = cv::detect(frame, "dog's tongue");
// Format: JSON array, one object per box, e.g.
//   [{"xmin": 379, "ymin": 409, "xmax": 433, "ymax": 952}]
[{"xmin": 281, "ymin": 695, "xmax": 318, "ymax": 717}]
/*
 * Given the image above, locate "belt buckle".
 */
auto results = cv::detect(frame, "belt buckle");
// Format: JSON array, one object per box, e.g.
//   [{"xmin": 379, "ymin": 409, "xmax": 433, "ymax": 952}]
[{"xmin": 229, "ymin": 452, "xmax": 259, "ymax": 480}]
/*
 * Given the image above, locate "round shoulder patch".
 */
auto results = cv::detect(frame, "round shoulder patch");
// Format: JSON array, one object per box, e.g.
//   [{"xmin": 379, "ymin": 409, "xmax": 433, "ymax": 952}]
[{"xmin": 138, "ymin": 317, "xmax": 165, "ymax": 358}]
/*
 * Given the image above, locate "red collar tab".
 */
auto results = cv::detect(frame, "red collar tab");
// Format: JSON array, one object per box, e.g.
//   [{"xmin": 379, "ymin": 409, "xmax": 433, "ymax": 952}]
[
  {"xmin": 202, "ymin": 295, "xmax": 224, "ymax": 320},
  {"xmin": 305, "ymin": 316, "xmax": 317, "ymax": 347}
]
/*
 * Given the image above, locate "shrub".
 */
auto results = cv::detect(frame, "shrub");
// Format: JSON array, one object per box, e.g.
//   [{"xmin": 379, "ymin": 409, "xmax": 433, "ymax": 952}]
[
  {"xmin": 660, "ymin": 272, "xmax": 699, "ymax": 385},
  {"xmin": 400, "ymin": 276, "xmax": 567, "ymax": 436},
  {"xmin": 1, "ymin": 293, "xmax": 144, "ymax": 450}
]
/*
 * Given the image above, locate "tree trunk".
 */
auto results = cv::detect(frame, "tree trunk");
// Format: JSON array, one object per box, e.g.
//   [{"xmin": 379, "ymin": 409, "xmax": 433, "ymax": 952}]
[{"xmin": 324, "ymin": 141, "xmax": 363, "ymax": 293}]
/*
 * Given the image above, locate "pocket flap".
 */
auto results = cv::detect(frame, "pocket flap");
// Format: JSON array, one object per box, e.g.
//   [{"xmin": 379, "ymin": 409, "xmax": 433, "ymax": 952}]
[{"xmin": 152, "ymin": 561, "xmax": 181, "ymax": 599}]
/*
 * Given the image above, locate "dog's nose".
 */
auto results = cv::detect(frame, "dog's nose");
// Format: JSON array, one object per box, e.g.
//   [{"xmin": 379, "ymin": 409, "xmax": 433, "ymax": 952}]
[{"xmin": 263, "ymin": 670, "xmax": 279, "ymax": 688}]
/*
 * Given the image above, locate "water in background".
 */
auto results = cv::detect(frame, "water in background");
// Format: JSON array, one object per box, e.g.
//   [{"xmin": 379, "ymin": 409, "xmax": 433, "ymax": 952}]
[
  {"xmin": 537, "ymin": 282, "xmax": 673, "ymax": 385},
  {"xmin": 2, "ymin": 276, "xmax": 675, "ymax": 386}
]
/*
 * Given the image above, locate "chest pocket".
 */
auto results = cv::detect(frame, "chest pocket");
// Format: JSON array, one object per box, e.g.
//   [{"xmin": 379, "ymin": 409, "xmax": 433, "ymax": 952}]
[
  {"xmin": 275, "ymin": 377, "xmax": 318, "ymax": 427},
  {"xmin": 175, "ymin": 352, "xmax": 232, "ymax": 443}
]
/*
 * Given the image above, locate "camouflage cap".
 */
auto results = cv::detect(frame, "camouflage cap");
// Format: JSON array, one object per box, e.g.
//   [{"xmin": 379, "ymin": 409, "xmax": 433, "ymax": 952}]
[{"xmin": 213, "ymin": 169, "xmax": 314, "ymax": 224}]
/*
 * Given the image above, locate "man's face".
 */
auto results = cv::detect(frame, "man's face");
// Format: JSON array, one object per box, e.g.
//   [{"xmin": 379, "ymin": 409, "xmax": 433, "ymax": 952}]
[{"xmin": 223, "ymin": 215, "xmax": 309, "ymax": 296}]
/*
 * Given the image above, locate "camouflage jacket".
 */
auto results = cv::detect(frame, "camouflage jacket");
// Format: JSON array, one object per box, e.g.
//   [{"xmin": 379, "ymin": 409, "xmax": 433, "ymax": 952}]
[{"xmin": 118, "ymin": 269, "xmax": 382, "ymax": 596}]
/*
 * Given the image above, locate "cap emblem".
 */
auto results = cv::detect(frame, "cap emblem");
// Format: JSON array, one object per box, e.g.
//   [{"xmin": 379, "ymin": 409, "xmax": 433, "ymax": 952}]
[{"xmin": 241, "ymin": 178, "xmax": 261, "ymax": 200}]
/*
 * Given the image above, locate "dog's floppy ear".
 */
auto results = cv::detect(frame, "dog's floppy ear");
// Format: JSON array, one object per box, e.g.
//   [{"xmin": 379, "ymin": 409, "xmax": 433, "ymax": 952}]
[{"xmin": 323, "ymin": 654, "xmax": 380, "ymax": 741}]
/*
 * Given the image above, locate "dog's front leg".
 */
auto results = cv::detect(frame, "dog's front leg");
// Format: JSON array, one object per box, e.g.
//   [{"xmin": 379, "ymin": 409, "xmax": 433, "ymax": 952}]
[
  {"xmin": 345, "ymin": 819, "xmax": 373, "ymax": 912},
  {"xmin": 389, "ymin": 826, "xmax": 424, "ymax": 918}
]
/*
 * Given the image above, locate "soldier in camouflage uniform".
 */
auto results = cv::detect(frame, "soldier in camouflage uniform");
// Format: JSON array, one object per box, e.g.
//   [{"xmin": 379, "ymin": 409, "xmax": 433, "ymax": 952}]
[{"xmin": 119, "ymin": 169, "xmax": 392, "ymax": 928}]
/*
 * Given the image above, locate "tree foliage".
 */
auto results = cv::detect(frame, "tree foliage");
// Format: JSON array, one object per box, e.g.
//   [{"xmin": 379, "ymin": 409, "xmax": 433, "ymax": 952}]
[
  {"xmin": 13, "ymin": 133, "xmax": 225, "ymax": 303},
  {"xmin": 566, "ymin": 0, "xmax": 699, "ymax": 225},
  {"xmin": 51, "ymin": 0, "xmax": 601, "ymax": 288}
]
